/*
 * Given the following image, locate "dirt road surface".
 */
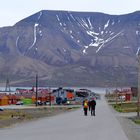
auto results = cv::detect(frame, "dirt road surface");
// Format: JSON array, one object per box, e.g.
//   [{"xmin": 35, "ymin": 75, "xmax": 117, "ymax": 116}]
[{"xmin": 0, "ymin": 95, "xmax": 129, "ymax": 140}]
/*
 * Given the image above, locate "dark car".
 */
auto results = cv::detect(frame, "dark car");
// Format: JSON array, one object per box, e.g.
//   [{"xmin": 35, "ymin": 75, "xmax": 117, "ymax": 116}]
[
  {"xmin": 56, "ymin": 97, "xmax": 62, "ymax": 105},
  {"xmin": 0, "ymin": 108, "xmax": 4, "ymax": 111}
]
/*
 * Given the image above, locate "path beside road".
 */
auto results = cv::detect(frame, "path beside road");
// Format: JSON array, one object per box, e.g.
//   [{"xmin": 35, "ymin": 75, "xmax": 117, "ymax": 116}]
[{"xmin": 0, "ymin": 95, "xmax": 129, "ymax": 140}]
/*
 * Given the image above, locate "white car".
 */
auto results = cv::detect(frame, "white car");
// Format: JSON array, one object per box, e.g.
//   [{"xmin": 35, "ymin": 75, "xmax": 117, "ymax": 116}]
[{"xmin": 16, "ymin": 101, "xmax": 23, "ymax": 105}]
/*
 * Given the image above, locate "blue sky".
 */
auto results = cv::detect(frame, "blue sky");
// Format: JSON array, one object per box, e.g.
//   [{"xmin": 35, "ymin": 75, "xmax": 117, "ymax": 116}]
[{"xmin": 0, "ymin": 0, "xmax": 140, "ymax": 27}]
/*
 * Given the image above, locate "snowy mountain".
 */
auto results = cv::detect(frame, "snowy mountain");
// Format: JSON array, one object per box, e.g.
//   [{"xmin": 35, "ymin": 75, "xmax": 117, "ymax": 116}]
[{"xmin": 0, "ymin": 10, "xmax": 140, "ymax": 86}]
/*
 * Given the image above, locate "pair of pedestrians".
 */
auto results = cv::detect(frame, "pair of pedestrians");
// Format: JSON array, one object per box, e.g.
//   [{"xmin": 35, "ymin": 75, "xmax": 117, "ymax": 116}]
[{"xmin": 83, "ymin": 98, "xmax": 96, "ymax": 116}]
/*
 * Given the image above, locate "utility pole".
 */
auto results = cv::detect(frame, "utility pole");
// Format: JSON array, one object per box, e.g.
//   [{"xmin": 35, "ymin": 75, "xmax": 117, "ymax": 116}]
[
  {"xmin": 35, "ymin": 74, "xmax": 38, "ymax": 107},
  {"xmin": 49, "ymin": 87, "xmax": 51, "ymax": 106},
  {"xmin": 136, "ymin": 23, "xmax": 140, "ymax": 117},
  {"xmin": 5, "ymin": 77, "xmax": 11, "ymax": 92},
  {"xmin": 137, "ymin": 55, "xmax": 140, "ymax": 117}
]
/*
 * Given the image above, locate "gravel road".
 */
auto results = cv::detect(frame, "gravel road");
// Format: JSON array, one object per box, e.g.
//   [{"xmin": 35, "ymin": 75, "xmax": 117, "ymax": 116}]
[{"xmin": 0, "ymin": 95, "xmax": 136, "ymax": 140}]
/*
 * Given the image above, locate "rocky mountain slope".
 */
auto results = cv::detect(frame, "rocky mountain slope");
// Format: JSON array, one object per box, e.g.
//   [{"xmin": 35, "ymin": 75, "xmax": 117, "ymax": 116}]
[{"xmin": 0, "ymin": 10, "xmax": 140, "ymax": 87}]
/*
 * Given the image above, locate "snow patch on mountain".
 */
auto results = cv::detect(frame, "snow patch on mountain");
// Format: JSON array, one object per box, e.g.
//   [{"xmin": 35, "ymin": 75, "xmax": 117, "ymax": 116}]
[
  {"xmin": 39, "ymin": 30, "xmax": 42, "ymax": 36},
  {"xmin": 87, "ymin": 30, "xmax": 99, "ymax": 36},
  {"xmin": 104, "ymin": 20, "xmax": 110, "ymax": 30},
  {"xmin": 96, "ymin": 30, "xmax": 124, "ymax": 53},
  {"xmin": 124, "ymin": 46, "xmax": 131, "ymax": 49},
  {"xmin": 59, "ymin": 23, "xmax": 62, "ymax": 26},
  {"xmin": 83, "ymin": 46, "xmax": 89, "ymax": 54},
  {"xmin": 71, "ymin": 35, "xmax": 74, "ymax": 39},
  {"xmin": 112, "ymin": 21, "xmax": 115, "ymax": 25},
  {"xmin": 110, "ymin": 32, "xmax": 114, "ymax": 35},
  {"xmin": 87, "ymin": 17, "xmax": 93, "ymax": 30},
  {"xmin": 24, "ymin": 23, "xmax": 39, "ymax": 55},
  {"xmin": 136, "ymin": 47, "xmax": 140, "ymax": 56},
  {"xmin": 70, "ymin": 30, "xmax": 72, "ymax": 34},
  {"xmin": 38, "ymin": 12, "xmax": 42, "ymax": 20},
  {"xmin": 76, "ymin": 18, "xmax": 88, "ymax": 29},
  {"xmin": 75, "ymin": 17, "xmax": 118, "ymax": 54},
  {"xmin": 63, "ymin": 48, "xmax": 66, "ymax": 52},
  {"xmin": 52, "ymin": 14, "xmax": 128, "ymax": 56},
  {"xmin": 89, "ymin": 38, "xmax": 104, "ymax": 47},
  {"xmin": 16, "ymin": 36, "xmax": 19, "ymax": 47},
  {"xmin": 101, "ymin": 31, "xmax": 104, "ymax": 35},
  {"xmin": 70, "ymin": 14, "xmax": 76, "ymax": 21},
  {"xmin": 81, "ymin": 19, "xmax": 89, "ymax": 28},
  {"xmin": 56, "ymin": 15, "xmax": 60, "ymax": 21},
  {"xmin": 136, "ymin": 31, "xmax": 140, "ymax": 35},
  {"xmin": 31, "ymin": 23, "xmax": 38, "ymax": 49},
  {"xmin": 67, "ymin": 16, "xmax": 70, "ymax": 21},
  {"xmin": 77, "ymin": 40, "xmax": 80, "ymax": 43}
]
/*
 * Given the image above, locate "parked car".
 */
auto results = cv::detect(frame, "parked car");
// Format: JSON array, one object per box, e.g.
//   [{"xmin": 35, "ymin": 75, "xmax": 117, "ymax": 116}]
[
  {"xmin": 34, "ymin": 100, "xmax": 43, "ymax": 105},
  {"xmin": 118, "ymin": 95, "xmax": 125, "ymax": 101},
  {"xmin": 44, "ymin": 101, "xmax": 50, "ymax": 105},
  {"xmin": 16, "ymin": 101, "xmax": 23, "ymax": 105},
  {"xmin": 56, "ymin": 97, "xmax": 67, "ymax": 105},
  {"xmin": 0, "ymin": 108, "xmax": 4, "ymax": 111}
]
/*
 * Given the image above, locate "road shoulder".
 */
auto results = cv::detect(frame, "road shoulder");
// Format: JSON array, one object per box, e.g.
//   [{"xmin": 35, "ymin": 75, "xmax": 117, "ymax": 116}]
[{"xmin": 108, "ymin": 103, "xmax": 140, "ymax": 140}]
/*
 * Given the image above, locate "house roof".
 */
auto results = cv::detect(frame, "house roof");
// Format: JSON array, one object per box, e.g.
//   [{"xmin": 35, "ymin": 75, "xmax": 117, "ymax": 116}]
[{"xmin": 0, "ymin": 94, "xmax": 8, "ymax": 99}]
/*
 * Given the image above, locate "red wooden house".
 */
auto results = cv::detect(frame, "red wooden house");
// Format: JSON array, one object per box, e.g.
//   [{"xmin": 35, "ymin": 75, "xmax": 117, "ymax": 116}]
[{"xmin": 0, "ymin": 94, "xmax": 9, "ymax": 106}]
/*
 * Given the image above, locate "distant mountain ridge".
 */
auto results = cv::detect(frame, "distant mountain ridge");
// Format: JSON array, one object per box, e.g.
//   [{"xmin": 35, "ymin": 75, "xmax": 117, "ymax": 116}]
[{"xmin": 0, "ymin": 10, "xmax": 140, "ymax": 87}]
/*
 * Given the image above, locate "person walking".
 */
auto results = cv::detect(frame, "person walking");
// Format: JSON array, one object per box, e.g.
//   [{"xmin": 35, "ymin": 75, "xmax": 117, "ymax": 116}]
[
  {"xmin": 90, "ymin": 98, "xmax": 96, "ymax": 116},
  {"xmin": 83, "ymin": 99, "xmax": 88, "ymax": 116},
  {"xmin": 88, "ymin": 100, "xmax": 91, "ymax": 111}
]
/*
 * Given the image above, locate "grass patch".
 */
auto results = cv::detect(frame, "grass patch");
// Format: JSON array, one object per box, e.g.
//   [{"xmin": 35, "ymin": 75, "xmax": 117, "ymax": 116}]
[
  {"xmin": 134, "ymin": 119, "xmax": 140, "ymax": 124},
  {"xmin": 0, "ymin": 106, "xmax": 80, "ymax": 129},
  {"xmin": 111, "ymin": 102, "xmax": 137, "ymax": 113},
  {"xmin": 130, "ymin": 117, "xmax": 140, "ymax": 125}
]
